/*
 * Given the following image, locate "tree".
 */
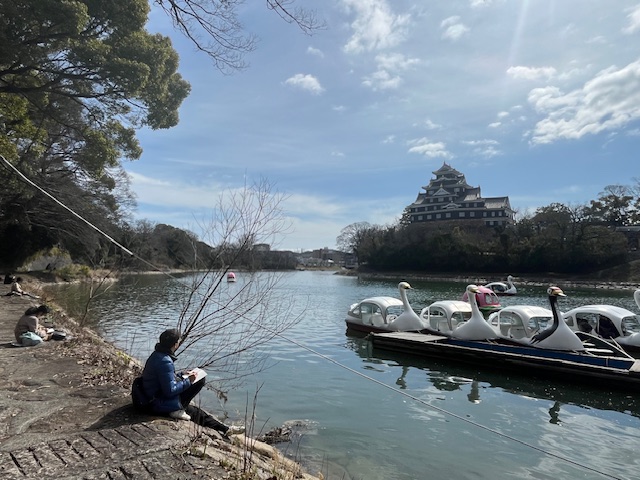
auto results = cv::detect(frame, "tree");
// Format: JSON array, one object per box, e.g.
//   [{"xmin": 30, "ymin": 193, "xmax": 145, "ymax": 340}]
[
  {"xmin": 585, "ymin": 185, "xmax": 634, "ymax": 226},
  {"xmin": 174, "ymin": 180, "xmax": 299, "ymax": 386},
  {"xmin": 336, "ymin": 222, "xmax": 372, "ymax": 254},
  {"xmin": 0, "ymin": 0, "xmax": 190, "ymax": 264},
  {"xmin": 155, "ymin": 0, "xmax": 323, "ymax": 72}
]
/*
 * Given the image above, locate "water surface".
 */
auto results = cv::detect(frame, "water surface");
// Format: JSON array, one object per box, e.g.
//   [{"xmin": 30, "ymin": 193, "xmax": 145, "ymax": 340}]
[{"xmin": 47, "ymin": 272, "xmax": 640, "ymax": 480}]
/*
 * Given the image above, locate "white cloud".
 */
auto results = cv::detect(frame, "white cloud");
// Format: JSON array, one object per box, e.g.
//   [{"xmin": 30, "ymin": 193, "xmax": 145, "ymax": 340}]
[
  {"xmin": 623, "ymin": 5, "xmax": 640, "ymax": 34},
  {"xmin": 375, "ymin": 52, "xmax": 420, "ymax": 71},
  {"xmin": 470, "ymin": 0, "xmax": 502, "ymax": 8},
  {"xmin": 440, "ymin": 16, "xmax": 470, "ymax": 41},
  {"xmin": 462, "ymin": 139, "xmax": 499, "ymax": 146},
  {"xmin": 425, "ymin": 119, "xmax": 441, "ymax": 130},
  {"xmin": 307, "ymin": 46, "xmax": 324, "ymax": 57},
  {"xmin": 529, "ymin": 59, "xmax": 640, "ymax": 144},
  {"xmin": 382, "ymin": 135, "xmax": 396, "ymax": 144},
  {"xmin": 342, "ymin": 0, "xmax": 411, "ymax": 53},
  {"xmin": 462, "ymin": 139, "xmax": 501, "ymax": 158},
  {"xmin": 284, "ymin": 74, "xmax": 325, "ymax": 95},
  {"xmin": 507, "ymin": 65, "xmax": 557, "ymax": 81},
  {"xmin": 332, "ymin": 105, "xmax": 346, "ymax": 112},
  {"xmin": 363, "ymin": 69, "xmax": 402, "ymax": 90},
  {"xmin": 363, "ymin": 53, "xmax": 419, "ymax": 90},
  {"xmin": 407, "ymin": 138, "xmax": 452, "ymax": 158},
  {"xmin": 488, "ymin": 122, "xmax": 501, "ymax": 128}
]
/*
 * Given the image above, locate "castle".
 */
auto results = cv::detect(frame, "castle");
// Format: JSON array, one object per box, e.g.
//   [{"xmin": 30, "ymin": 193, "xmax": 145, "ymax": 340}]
[{"xmin": 406, "ymin": 163, "xmax": 515, "ymax": 227}]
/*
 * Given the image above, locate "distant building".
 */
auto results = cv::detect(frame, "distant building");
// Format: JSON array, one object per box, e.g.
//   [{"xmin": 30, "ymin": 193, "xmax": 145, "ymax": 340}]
[
  {"xmin": 253, "ymin": 243, "xmax": 271, "ymax": 252},
  {"xmin": 406, "ymin": 162, "xmax": 515, "ymax": 227},
  {"xmin": 296, "ymin": 248, "xmax": 356, "ymax": 268}
]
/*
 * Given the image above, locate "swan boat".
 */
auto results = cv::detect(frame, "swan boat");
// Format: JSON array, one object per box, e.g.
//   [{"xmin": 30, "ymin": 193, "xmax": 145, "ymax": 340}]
[
  {"xmin": 484, "ymin": 275, "xmax": 517, "ymax": 296},
  {"xmin": 420, "ymin": 300, "xmax": 472, "ymax": 335},
  {"xmin": 563, "ymin": 304, "xmax": 640, "ymax": 353},
  {"xmin": 369, "ymin": 288, "xmax": 640, "ymax": 390},
  {"xmin": 345, "ymin": 282, "xmax": 425, "ymax": 334},
  {"xmin": 487, "ymin": 305, "xmax": 554, "ymax": 342},
  {"xmin": 462, "ymin": 285, "xmax": 502, "ymax": 313}
]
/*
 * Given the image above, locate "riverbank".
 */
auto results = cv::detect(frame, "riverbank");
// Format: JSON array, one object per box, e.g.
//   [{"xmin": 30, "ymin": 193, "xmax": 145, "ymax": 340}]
[
  {"xmin": 0, "ymin": 283, "xmax": 321, "ymax": 479},
  {"xmin": 341, "ymin": 269, "xmax": 640, "ymax": 291}
]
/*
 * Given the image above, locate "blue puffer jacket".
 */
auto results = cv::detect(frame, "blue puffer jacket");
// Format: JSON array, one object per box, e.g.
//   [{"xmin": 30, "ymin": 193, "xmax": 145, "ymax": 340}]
[{"xmin": 141, "ymin": 346, "xmax": 191, "ymax": 413}]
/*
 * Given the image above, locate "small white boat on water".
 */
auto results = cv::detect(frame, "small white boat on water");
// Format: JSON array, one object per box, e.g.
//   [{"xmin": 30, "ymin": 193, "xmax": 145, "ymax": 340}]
[
  {"xmin": 563, "ymin": 302, "xmax": 640, "ymax": 352},
  {"xmin": 452, "ymin": 285, "xmax": 500, "ymax": 340},
  {"xmin": 420, "ymin": 300, "xmax": 472, "ymax": 335},
  {"xmin": 227, "ymin": 272, "xmax": 237, "ymax": 283},
  {"xmin": 487, "ymin": 305, "xmax": 553, "ymax": 342},
  {"xmin": 345, "ymin": 282, "xmax": 425, "ymax": 333},
  {"xmin": 484, "ymin": 275, "xmax": 517, "ymax": 296}
]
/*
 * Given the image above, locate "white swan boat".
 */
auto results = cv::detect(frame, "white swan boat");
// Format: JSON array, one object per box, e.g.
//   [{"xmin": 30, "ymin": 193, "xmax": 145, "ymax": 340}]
[
  {"xmin": 487, "ymin": 305, "xmax": 554, "ymax": 342},
  {"xmin": 420, "ymin": 300, "xmax": 472, "ymax": 335},
  {"xmin": 461, "ymin": 285, "xmax": 502, "ymax": 313},
  {"xmin": 345, "ymin": 282, "xmax": 425, "ymax": 333},
  {"xmin": 484, "ymin": 275, "xmax": 517, "ymax": 296},
  {"xmin": 563, "ymin": 303, "xmax": 640, "ymax": 353}
]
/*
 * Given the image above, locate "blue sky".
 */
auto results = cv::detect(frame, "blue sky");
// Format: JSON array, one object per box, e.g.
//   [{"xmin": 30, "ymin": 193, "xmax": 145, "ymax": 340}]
[{"xmin": 126, "ymin": 0, "xmax": 640, "ymax": 252}]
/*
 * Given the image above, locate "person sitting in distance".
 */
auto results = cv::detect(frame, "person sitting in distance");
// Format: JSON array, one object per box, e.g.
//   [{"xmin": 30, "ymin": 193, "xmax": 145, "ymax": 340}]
[
  {"xmin": 140, "ymin": 329, "xmax": 244, "ymax": 435},
  {"xmin": 14, "ymin": 305, "xmax": 52, "ymax": 345},
  {"xmin": 7, "ymin": 277, "xmax": 40, "ymax": 298}
]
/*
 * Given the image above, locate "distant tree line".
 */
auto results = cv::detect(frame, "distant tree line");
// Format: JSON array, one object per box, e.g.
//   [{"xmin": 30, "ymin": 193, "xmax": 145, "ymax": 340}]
[{"xmin": 337, "ymin": 183, "xmax": 640, "ymax": 275}]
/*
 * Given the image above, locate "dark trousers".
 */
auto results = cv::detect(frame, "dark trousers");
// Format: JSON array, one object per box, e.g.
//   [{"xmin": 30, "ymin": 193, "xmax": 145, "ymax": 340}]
[
  {"xmin": 179, "ymin": 378, "xmax": 229, "ymax": 434},
  {"xmin": 179, "ymin": 377, "xmax": 206, "ymax": 408}
]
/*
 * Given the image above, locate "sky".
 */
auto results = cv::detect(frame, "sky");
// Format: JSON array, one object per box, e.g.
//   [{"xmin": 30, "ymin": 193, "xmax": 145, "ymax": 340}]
[{"xmin": 126, "ymin": 0, "xmax": 640, "ymax": 252}]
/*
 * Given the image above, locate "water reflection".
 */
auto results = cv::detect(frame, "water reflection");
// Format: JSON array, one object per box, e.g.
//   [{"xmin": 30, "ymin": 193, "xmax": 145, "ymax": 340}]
[{"xmin": 345, "ymin": 334, "xmax": 640, "ymax": 419}]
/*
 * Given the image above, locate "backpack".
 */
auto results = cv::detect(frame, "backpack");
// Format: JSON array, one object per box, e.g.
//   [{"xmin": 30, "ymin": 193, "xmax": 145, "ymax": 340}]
[{"xmin": 131, "ymin": 376, "xmax": 153, "ymax": 410}]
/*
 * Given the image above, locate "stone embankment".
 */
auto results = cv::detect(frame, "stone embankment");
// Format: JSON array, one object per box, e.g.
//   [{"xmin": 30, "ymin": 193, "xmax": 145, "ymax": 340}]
[{"xmin": 0, "ymin": 281, "xmax": 321, "ymax": 480}]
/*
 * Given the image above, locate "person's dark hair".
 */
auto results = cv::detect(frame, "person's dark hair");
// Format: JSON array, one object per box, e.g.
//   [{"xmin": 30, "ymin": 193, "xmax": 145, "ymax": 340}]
[
  {"xmin": 15, "ymin": 277, "xmax": 22, "ymax": 282},
  {"xmin": 24, "ymin": 305, "xmax": 50, "ymax": 316},
  {"xmin": 159, "ymin": 328, "xmax": 181, "ymax": 348}
]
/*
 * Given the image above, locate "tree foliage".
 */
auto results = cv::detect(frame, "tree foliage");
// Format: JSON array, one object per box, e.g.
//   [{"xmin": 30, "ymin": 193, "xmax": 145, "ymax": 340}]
[
  {"xmin": 0, "ymin": 0, "xmax": 190, "ymax": 267},
  {"xmin": 341, "ymin": 181, "xmax": 640, "ymax": 276}
]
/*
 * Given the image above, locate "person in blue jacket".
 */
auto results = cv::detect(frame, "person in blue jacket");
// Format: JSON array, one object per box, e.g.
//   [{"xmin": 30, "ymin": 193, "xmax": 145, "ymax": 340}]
[
  {"xmin": 141, "ymin": 328, "xmax": 201, "ymax": 420},
  {"xmin": 140, "ymin": 328, "xmax": 245, "ymax": 435}
]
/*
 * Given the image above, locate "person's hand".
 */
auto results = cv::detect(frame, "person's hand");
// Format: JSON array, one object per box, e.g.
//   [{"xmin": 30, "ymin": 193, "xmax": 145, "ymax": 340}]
[{"xmin": 188, "ymin": 372, "xmax": 197, "ymax": 383}]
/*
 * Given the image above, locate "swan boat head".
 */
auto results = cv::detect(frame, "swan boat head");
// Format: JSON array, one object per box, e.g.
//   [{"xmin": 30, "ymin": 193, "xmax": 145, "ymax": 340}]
[
  {"xmin": 388, "ymin": 282, "xmax": 425, "ymax": 331},
  {"xmin": 531, "ymin": 286, "xmax": 584, "ymax": 351},
  {"xmin": 452, "ymin": 285, "xmax": 498, "ymax": 340}
]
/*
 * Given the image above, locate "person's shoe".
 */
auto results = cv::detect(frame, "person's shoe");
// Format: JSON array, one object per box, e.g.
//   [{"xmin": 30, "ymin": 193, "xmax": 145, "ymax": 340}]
[
  {"xmin": 169, "ymin": 409, "xmax": 191, "ymax": 421},
  {"xmin": 226, "ymin": 425, "xmax": 245, "ymax": 435}
]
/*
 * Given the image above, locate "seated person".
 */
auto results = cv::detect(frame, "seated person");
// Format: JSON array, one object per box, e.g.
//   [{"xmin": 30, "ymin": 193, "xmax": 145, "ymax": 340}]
[
  {"xmin": 139, "ymin": 329, "xmax": 243, "ymax": 435},
  {"xmin": 14, "ymin": 305, "xmax": 52, "ymax": 345},
  {"xmin": 7, "ymin": 277, "xmax": 40, "ymax": 298}
]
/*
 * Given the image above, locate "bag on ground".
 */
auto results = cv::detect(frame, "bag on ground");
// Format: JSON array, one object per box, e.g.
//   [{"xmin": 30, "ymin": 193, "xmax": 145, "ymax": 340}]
[{"xmin": 131, "ymin": 376, "xmax": 153, "ymax": 410}]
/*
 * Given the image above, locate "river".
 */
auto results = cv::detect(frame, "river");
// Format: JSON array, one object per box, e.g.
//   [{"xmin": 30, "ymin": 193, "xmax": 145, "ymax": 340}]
[{"xmin": 46, "ymin": 271, "xmax": 640, "ymax": 480}]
